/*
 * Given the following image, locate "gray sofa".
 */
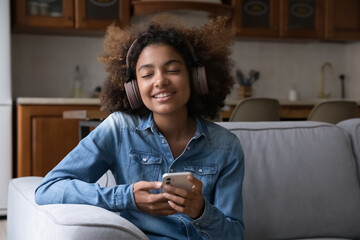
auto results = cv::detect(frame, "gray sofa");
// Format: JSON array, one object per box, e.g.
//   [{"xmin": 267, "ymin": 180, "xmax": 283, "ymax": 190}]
[{"xmin": 7, "ymin": 119, "xmax": 360, "ymax": 240}]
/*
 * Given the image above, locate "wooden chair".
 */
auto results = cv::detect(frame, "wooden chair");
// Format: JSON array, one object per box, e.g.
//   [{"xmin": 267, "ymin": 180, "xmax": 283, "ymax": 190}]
[
  {"xmin": 307, "ymin": 100, "xmax": 358, "ymax": 124},
  {"xmin": 229, "ymin": 98, "xmax": 280, "ymax": 122}
]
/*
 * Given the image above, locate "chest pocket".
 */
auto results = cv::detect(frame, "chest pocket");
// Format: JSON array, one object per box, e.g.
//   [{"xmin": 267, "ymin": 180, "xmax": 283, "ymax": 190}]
[
  {"xmin": 183, "ymin": 163, "xmax": 218, "ymax": 199},
  {"xmin": 127, "ymin": 151, "xmax": 163, "ymax": 183}
]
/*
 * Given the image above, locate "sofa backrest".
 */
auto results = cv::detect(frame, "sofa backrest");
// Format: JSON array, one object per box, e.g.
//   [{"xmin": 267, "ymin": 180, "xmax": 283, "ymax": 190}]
[{"xmin": 218, "ymin": 121, "xmax": 360, "ymax": 240}]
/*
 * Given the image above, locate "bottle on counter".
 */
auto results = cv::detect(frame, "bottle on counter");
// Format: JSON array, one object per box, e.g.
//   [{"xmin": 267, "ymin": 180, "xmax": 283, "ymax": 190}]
[
  {"xmin": 71, "ymin": 65, "xmax": 85, "ymax": 98},
  {"xmin": 288, "ymin": 84, "xmax": 298, "ymax": 101}
]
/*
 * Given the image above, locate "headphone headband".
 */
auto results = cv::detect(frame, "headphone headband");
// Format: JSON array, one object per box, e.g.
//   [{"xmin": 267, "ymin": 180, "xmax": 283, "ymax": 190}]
[{"xmin": 125, "ymin": 37, "xmax": 140, "ymax": 83}]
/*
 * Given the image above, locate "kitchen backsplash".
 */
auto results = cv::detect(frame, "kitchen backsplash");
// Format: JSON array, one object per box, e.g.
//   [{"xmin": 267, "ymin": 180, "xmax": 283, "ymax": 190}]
[{"xmin": 11, "ymin": 31, "xmax": 360, "ymax": 101}]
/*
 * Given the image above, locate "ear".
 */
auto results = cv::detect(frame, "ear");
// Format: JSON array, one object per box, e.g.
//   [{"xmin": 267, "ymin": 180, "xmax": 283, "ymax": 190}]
[
  {"xmin": 192, "ymin": 66, "xmax": 208, "ymax": 95},
  {"xmin": 124, "ymin": 79, "xmax": 143, "ymax": 109}
]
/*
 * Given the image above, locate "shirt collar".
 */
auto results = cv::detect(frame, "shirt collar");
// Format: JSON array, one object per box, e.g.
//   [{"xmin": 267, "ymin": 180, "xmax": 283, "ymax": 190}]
[
  {"xmin": 137, "ymin": 113, "xmax": 211, "ymax": 141},
  {"xmin": 137, "ymin": 113, "xmax": 158, "ymax": 134}
]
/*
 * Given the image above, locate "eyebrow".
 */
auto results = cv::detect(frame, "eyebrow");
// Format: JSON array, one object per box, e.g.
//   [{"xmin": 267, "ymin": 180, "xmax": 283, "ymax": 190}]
[{"xmin": 137, "ymin": 59, "xmax": 183, "ymax": 72}]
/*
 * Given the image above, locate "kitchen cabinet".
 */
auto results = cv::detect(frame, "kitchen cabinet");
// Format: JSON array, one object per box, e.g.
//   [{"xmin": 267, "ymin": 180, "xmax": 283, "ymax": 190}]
[
  {"xmin": 232, "ymin": 0, "xmax": 280, "ymax": 38},
  {"xmin": 233, "ymin": 0, "xmax": 324, "ymax": 39},
  {"xmin": 132, "ymin": 0, "xmax": 233, "ymax": 18},
  {"xmin": 17, "ymin": 100, "xmax": 102, "ymax": 177},
  {"xmin": 12, "ymin": 0, "xmax": 360, "ymax": 41},
  {"xmin": 14, "ymin": 0, "xmax": 130, "ymax": 31},
  {"xmin": 325, "ymin": 0, "xmax": 360, "ymax": 40},
  {"xmin": 280, "ymin": 0, "xmax": 324, "ymax": 39},
  {"xmin": 75, "ymin": 0, "xmax": 130, "ymax": 30}
]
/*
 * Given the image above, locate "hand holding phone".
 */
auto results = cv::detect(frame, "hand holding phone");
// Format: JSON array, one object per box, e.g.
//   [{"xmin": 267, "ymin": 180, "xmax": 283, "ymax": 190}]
[
  {"xmin": 161, "ymin": 172, "xmax": 205, "ymax": 219},
  {"xmin": 162, "ymin": 172, "xmax": 193, "ymax": 191},
  {"xmin": 133, "ymin": 181, "xmax": 176, "ymax": 216}
]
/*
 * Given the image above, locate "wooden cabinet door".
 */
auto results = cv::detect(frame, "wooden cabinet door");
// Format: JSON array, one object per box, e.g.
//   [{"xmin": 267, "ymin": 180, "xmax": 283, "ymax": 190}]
[
  {"xmin": 74, "ymin": 0, "xmax": 130, "ymax": 30},
  {"xmin": 233, "ymin": 0, "xmax": 280, "ymax": 38},
  {"xmin": 280, "ymin": 0, "xmax": 324, "ymax": 39},
  {"xmin": 17, "ymin": 104, "xmax": 102, "ymax": 177},
  {"xmin": 15, "ymin": 0, "xmax": 74, "ymax": 28},
  {"xmin": 325, "ymin": 0, "xmax": 360, "ymax": 40},
  {"xmin": 31, "ymin": 117, "xmax": 80, "ymax": 176}
]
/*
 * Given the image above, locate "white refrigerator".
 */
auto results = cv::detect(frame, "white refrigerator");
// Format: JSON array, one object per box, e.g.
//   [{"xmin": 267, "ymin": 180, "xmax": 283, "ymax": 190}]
[{"xmin": 0, "ymin": 0, "xmax": 12, "ymax": 216}]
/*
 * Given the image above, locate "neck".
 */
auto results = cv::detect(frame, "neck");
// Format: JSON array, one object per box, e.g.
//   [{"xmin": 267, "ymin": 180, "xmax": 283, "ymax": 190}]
[{"xmin": 153, "ymin": 110, "xmax": 195, "ymax": 142}]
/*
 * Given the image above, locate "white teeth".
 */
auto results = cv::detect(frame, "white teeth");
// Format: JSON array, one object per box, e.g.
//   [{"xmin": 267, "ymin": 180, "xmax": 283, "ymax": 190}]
[{"xmin": 154, "ymin": 92, "xmax": 173, "ymax": 98}]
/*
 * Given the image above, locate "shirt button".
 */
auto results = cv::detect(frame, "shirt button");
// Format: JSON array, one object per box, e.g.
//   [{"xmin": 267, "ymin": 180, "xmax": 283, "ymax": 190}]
[
  {"xmin": 170, "ymin": 169, "xmax": 174, "ymax": 173},
  {"xmin": 161, "ymin": 138, "xmax": 165, "ymax": 143},
  {"xmin": 187, "ymin": 146, "xmax": 191, "ymax": 150},
  {"xmin": 142, "ymin": 158, "xmax": 147, "ymax": 162},
  {"xmin": 198, "ymin": 169, "xmax": 203, "ymax": 173}
]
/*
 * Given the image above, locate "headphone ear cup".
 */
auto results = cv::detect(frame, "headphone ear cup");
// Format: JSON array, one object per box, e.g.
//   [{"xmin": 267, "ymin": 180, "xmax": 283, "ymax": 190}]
[
  {"xmin": 192, "ymin": 66, "xmax": 209, "ymax": 95},
  {"xmin": 124, "ymin": 79, "xmax": 143, "ymax": 109}
]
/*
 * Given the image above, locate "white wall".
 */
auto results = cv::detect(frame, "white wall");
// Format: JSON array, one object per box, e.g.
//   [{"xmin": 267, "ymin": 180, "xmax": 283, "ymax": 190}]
[
  {"xmin": 11, "ymin": 34, "xmax": 106, "ymax": 98},
  {"xmin": 13, "ymin": 33, "xmax": 357, "ymax": 100},
  {"xmin": 345, "ymin": 42, "xmax": 360, "ymax": 99},
  {"xmin": 231, "ymin": 40, "xmax": 347, "ymax": 100},
  {"xmin": 11, "ymin": 9, "xmax": 360, "ymax": 100}
]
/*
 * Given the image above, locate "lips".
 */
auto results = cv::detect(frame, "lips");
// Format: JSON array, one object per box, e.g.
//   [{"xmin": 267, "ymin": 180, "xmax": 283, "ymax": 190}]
[{"xmin": 152, "ymin": 92, "xmax": 175, "ymax": 98}]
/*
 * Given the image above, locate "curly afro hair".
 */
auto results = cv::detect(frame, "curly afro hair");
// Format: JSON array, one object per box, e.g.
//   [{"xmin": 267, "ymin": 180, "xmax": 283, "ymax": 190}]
[{"xmin": 98, "ymin": 14, "xmax": 234, "ymax": 119}]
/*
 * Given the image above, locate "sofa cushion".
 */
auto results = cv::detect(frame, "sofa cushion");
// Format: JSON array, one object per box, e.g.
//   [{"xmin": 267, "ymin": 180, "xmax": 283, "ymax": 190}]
[{"xmin": 218, "ymin": 121, "xmax": 360, "ymax": 240}]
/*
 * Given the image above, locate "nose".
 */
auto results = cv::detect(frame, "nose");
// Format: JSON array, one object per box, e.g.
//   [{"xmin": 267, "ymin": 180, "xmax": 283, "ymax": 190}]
[{"xmin": 155, "ymin": 71, "xmax": 168, "ymax": 88}]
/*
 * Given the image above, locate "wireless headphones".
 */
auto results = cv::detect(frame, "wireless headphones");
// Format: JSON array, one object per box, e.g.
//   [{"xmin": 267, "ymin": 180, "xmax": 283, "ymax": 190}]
[{"xmin": 124, "ymin": 37, "xmax": 209, "ymax": 109}]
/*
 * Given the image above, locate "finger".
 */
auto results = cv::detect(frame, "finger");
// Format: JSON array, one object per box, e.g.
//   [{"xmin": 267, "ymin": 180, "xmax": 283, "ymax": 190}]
[
  {"xmin": 134, "ymin": 181, "xmax": 162, "ymax": 191},
  {"xmin": 137, "ymin": 200, "xmax": 177, "ymax": 216},
  {"xmin": 167, "ymin": 200, "xmax": 186, "ymax": 213},
  {"xmin": 163, "ymin": 192, "xmax": 186, "ymax": 206},
  {"xmin": 163, "ymin": 184, "xmax": 189, "ymax": 197},
  {"xmin": 146, "ymin": 200, "xmax": 176, "ymax": 211},
  {"xmin": 187, "ymin": 175, "xmax": 203, "ymax": 193},
  {"xmin": 147, "ymin": 193, "xmax": 170, "ymax": 203}
]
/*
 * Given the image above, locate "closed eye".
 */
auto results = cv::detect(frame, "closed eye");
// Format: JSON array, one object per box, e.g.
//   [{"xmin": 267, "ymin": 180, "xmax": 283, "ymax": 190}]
[{"xmin": 141, "ymin": 73, "xmax": 153, "ymax": 79}]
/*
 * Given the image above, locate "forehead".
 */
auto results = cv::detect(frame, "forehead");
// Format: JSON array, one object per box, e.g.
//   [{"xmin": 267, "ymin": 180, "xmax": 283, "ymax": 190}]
[{"xmin": 136, "ymin": 44, "xmax": 184, "ymax": 66}]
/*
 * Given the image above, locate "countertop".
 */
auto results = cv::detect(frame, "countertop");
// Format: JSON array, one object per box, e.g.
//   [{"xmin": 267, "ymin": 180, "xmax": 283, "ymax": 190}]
[
  {"xmin": 16, "ymin": 97, "xmax": 360, "ymax": 106},
  {"xmin": 225, "ymin": 98, "xmax": 360, "ymax": 106},
  {"xmin": 17, "ymin": 97, "xmax": 101, "ymax": 105}
]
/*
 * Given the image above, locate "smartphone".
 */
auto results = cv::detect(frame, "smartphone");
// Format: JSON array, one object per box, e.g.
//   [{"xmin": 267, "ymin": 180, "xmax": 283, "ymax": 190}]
[{"xmin": 162, "ymin": 172, "xmax": 193, "ymax": 192}]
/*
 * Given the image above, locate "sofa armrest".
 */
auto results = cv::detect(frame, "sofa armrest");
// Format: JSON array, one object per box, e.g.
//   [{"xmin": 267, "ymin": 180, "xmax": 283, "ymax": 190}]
[
  {"xmin": 7, "ymin": 177, "xmax": 149, "ymax": 240},
  {"xmin": 338, "ymin": 118, "xmax": 360, "ymax": 182}
]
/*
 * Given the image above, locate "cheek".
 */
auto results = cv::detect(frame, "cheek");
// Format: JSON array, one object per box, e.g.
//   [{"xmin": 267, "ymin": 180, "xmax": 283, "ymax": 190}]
[{"xmin": 137, "ymin": 80, "xmax": 150, "ymax": 96}]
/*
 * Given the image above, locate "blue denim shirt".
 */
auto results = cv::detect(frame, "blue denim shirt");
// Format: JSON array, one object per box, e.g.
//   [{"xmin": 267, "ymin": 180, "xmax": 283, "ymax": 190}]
[{"xmin": 35, "ymin": 112, "xmax": 244, "ymax": 240}]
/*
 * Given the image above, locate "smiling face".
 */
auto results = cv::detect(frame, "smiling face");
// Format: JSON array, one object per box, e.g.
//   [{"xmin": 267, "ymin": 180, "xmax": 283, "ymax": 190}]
[{"xmin": 136, "ymin": 44, "xmax": 191, "ymax": 118}]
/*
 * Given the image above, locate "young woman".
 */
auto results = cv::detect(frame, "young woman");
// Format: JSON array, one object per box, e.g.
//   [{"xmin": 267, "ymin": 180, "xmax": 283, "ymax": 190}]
[{"xmin": 35, "ymin": 15, "xmax": 245, "ymax": 240}]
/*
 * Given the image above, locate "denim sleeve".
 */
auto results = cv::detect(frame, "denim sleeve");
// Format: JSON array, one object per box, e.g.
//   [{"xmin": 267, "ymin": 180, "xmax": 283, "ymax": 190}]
[
  {"xmin": 34, "ymin": 114, "xmax": 137, "ymax": 211},
  {"xmin": 192, "ymin": 136, "xmax": 245, "ymax": 240}
]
